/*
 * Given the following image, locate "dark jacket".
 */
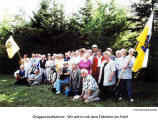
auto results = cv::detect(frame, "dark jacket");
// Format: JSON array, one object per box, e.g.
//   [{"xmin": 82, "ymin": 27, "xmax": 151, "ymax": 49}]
[{"xmin": 69, "ymin": 68, "xmax": 82, "ymax": 92}]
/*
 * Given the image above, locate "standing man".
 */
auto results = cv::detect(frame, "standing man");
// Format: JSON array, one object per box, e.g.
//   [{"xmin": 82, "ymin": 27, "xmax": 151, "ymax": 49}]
[
  {"xmin": 92, "ymin": 44, "xmax": 98, "ymax": 58},
  {"xmin": 116, "ymin": 49, "xmax": 134, "ymax": 102},
  {"xmin": 69, "ymin": 61, "xmax": 83, "ymax": 96},
  {"xmin": 39, "ymin": 55, "xmax": 47, "ymax": 84}
]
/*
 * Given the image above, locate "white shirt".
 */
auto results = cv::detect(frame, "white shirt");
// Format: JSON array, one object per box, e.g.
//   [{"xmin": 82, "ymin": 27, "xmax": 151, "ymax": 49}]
[
  {"xmin": 116, "ymin": 56, "xmax": 133, "ymax": 79},
  {"xmin": 97, "ymin": 56, "xmax": 102, "ymax": 67},
  {"xmin": 98, "ymin": 60, "xmax": 116, "ymax": 86}
]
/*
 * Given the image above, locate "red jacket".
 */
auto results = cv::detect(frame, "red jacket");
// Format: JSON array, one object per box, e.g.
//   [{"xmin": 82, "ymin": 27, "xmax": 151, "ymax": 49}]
[{"xmin": 92, "ymin": 56, "xmax": 103, "ymax": 75}]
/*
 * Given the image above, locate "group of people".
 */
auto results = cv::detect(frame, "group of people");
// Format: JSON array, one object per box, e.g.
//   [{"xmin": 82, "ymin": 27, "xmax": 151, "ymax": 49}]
[{"xmin": 14, "ymin": 44, "xmax": 136, "ymax": 103}]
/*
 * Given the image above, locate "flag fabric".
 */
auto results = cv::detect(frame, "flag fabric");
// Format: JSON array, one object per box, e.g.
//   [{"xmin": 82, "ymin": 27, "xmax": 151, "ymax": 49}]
[
  {"xmin": 132, "ymin": 11, "xmax": 154, "ymax": 72},
  {"xmin": 5, "ymin": 36, "xmax": 20, "ymax": 59}
]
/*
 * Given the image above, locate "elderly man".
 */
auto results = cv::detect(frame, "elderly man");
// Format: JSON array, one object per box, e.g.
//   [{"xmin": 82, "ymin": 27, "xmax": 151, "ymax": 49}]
[
  {"xmin": 14, "ymin": 65, "xmax": 28, "ymax": 85},
  {"xmin": 80, "ymin": 69, "xmax": 100, "ymax": 103},
  {"xmin": 29, "ymin": 70, "xmax": 42, "ymax": 86},
  {"xmin": 39, "ymin": 55, "xmax": 47, "ymax": 84},
  {"xmin": 68, "ymin": 61, "xmax": 82, "ymax": 96},
  {"xmin": 55, "ymin": 62, "xmax": 70, "ymax": 94},
  {"xmin": 116, "ymin": 48, "xmax": 134, "ymax": 102}
]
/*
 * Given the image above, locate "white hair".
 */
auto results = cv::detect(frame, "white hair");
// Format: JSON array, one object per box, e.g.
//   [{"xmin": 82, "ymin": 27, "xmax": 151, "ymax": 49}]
[
  {"xmin": 81, "ymin": 69, "xmax": 88, "ymax": 74},
  {"xmin": 103, "ymin": 51, "xmax": 111, "ymax": 56},
  {"xmin": 121, "ymin": 48, "xmax": 127, "ymax": 53},
  {"xmin": 128, "ymin": 48, "xmax": 135, "ymax": 53},
  {"xmin": 116, "ymin": 50, "xmax": 121, "ymax": 54},
  {"xmin": 83, "ymin": 53, "xmax": 90, "ymax": 58}
]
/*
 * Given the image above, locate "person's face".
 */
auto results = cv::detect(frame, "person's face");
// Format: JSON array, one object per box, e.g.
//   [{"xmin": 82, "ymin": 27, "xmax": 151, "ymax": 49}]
[
  {"xmin": 72, "ymin": 64, "xmax": 77, "ymax": 70},
  {"xmin": 93, "ymin": 47, "xmax": 98, "ymax": 52},
  {"xmin": 116, "ymin": 53, "xmax": 121, "ymax": 58},
  {"xmin": 97, "ymin": 51, "xmax": 101, "ymax": 56},
  {"xmin": 65, "ymin": 64, "xmax": 69, "ymax": 68},
  {"xmin": 35, "ymin": 70, "xmax": 39, "ymax": 75},
  {"xmin": 33, "ymin": 64, "xmax": 36, "ymax": 67},
  {"xmin": 121, "ymin": 51, "xmax": 126, "ymax": 57},
  {"xmin": 104, "ymin": 54, "xmax": 110, "ymax": 60},
  {"xmin": 48, "ymin": 56, "xmax": 51, "ymax": 60},
  {"xmin": 32, "ymin": 54, "xmax": 35, "ymax": 58},
  {"xmin": 81, "ymin": 72, "xmax": 87, "ymax": 78},
  {"xmin": 24, "ymin": 55, "xmax": 27, "ymax": 58},
  {"xmin": 21, "ymin": 66, "xmax": 24, "ymax": 70}
]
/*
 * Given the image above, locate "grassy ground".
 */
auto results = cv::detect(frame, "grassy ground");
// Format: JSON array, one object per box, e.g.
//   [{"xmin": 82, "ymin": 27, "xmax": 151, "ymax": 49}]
[{"xmin": 0, "ymin": 75, "xmax": 158, "ymax": 107}]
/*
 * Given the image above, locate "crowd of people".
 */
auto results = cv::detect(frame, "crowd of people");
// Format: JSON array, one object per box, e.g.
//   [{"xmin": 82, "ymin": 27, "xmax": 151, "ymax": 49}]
[{"xmin": 14, "ymin": 44, "xmax": 136, "ymax": 103}]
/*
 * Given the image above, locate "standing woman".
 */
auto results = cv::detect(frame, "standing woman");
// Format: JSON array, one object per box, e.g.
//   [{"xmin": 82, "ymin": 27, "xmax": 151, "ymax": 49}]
[
  {"xmin": 78, "ymin": 53, "xmax": 92, "ymax": 75},
  {"xmin": 98, "ymin": 51, "xmax": 116, "ymax": 98},
  {"xmin": 45, "ymin": 56, "xmax": 55, "ymax": 81}
]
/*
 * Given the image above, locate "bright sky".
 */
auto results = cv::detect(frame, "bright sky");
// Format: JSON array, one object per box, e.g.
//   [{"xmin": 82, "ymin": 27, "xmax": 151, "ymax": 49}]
[{"xmin": 0, "ymin": 0, "xmax": 138, "ymax": 21}]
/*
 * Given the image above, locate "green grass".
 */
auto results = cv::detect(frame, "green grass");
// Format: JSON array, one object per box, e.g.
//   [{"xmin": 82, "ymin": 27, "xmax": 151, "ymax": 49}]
[{"xmin": 0, "ymin": 75, "xmax": 158, "ymax": 107}]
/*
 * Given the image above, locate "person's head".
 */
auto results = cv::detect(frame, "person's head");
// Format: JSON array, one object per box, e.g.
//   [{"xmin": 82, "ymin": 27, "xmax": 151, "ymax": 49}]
[
  {"xmin": 92, "ymin": 44, "xmax": 98, "ymax": 53},
  {"xmin": 59, "ymin": 54, "xmax": 64, "ymax": 59},
  {"xmin": 103, "ymin": 51, "xmax": 110, "ymax": 61},
  {"xmin": 20, "ymin": 65, "xmax": 25, "ymax": 70},
  {"xmin": 88, "ymin": 49, "xmax": 93, "ymax": 56},
  {"xmin": 116, "ymin": 50, "xmax": 121, "ymax": 58},
  {"xmin": 47, "ymin": 53, "xmax": 51, "ymax": 58},
  {"xmin": 79, "ymin": 48, "xmax": 85, "ymax": 57},
  {"xmin": 35, "ymin": 70, "xmax": 39, "ymax": 75},
  {"xmin": 41, "ymin": 55, "xmax": 45, "ymax": 60},
  {"xmin": 48, "ymin": 56, "xmax": 52, "ymax": 60},
  {"xmin": 32, "ymin": 53, "xmax": 35, "ymax": 58},
  {"xmin": 106, "ymin": 48, "xmax": 112, "ymax": 54},
  {"xmin": 63, "ymin": 62, "xmax": 69, "ymax": 68},
  {"xmin": 75, "ymin": 51, "xmax": 79, "ymax": 57},
  {"xmin": 65, "ymin": 53, "xmax": 69, "ymax": 59},
  {"xmin": 83, "ymin": 53, "xmax": 90, "ymax": 60},
  {"xmin": 81, "ymin": 69, "xmax": 88, "ymax": 78},
  {"xmin": 38, "ymin": 54, "xmax": 41, "ymax": 58},
  {"xmin": 35, "ymin": 53, "xmax": 38, "ymax": 58},
  {"xmin": 97, "ymin": 49, "xmax": 102, "ymax": 57},
  {"xmin": 25, "ymin": 58, "xmax": 30, "ymax": 63},
  {"xmin": 70, "ymin": 51, "xmax": 75, "ymax": 57},
  {"xmin": 121, "ymin": 48, "xmax": 127, "ymax": 57},
  {"xmin": 71, "ymin": 61, "xmax": 78, "ymax": 70},
  {"xmin": 50, "ymin": 67, "xmax": 56, "ymax": 73},
  {"xmin": 128, "ymin": 48, "xmax": 135, "ymax": 56},
  {"xmin": 23, "ymin": 54, "xmax": 27, "ymax": 58}
]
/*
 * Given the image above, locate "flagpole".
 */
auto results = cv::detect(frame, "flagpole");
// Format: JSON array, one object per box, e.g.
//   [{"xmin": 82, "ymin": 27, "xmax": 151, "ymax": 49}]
[
  {"xmin": 17, "ymin": 50, "xmax": 22, "ymax": 64},
  {"xmin": 116, "ymin": 42, "xmax": 139, "ymax": 87}
]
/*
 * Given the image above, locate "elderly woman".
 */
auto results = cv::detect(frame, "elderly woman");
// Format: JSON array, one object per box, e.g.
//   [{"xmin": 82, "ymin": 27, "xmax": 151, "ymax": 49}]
[
  {"xmin": 45, "ymin": 56, "xmax": 55, "ymax": 81},
  {"xmin": 78, "ymin": 53, "xmax": 92, "ymax": 75},
  {"xmin": 116, "ymin": 48, "xmax": 134, "ymax": 102},
  {"xmin": 80, "ymin": 69, "xmax": 100, "ymax": 103},
  {"xmin": 98, "ymin": 51, "xmax": 116, "ymax": 98}
]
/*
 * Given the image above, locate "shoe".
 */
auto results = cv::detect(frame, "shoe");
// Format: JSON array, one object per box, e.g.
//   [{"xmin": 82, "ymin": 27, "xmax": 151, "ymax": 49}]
[
  {"xmin": 118, "ymin": 97, "xmax": 122, "ymax": 101},
  {"xmin": 130, "ymin": 99, "xmax": 134, "ymax": 102},
  {"xmin": 56, "ymin": 91, "xmax": 61, "ymax": 94}
]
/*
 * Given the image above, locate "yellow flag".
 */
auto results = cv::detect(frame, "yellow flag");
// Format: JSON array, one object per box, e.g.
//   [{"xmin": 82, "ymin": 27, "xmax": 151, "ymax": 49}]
[
  {"xmin": 132, "ymin": 11, "xmax": 154, "ymax": 72},
  {"xmin": 5, "ymin": 36, "xmax": 20, "ymax": 59}
]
